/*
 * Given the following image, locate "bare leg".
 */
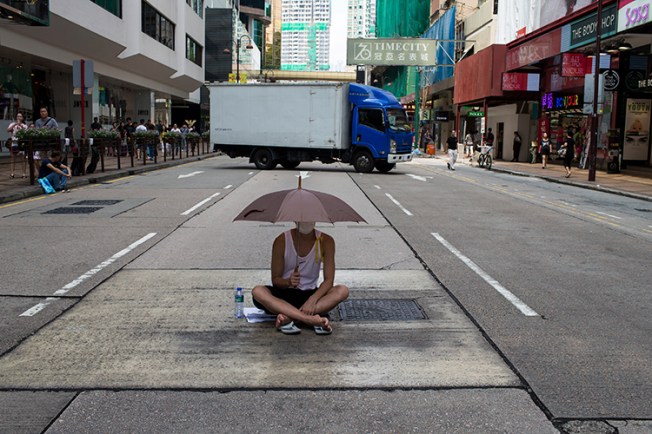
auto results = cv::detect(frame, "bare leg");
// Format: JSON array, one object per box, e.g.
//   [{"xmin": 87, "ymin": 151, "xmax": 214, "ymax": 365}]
[
  {"xmin": 252, "ymin": 285, "xmax": 329, "ymax": 328},
  {"xmin": 311, "ymin": 284, "xmax": 349, "ymax": 315}
]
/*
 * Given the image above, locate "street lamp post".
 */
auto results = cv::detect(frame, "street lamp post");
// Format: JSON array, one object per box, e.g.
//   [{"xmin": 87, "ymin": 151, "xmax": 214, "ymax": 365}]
[{"xmin": 588, "ymin": 0, "xmax": 603, "ymax": 182}]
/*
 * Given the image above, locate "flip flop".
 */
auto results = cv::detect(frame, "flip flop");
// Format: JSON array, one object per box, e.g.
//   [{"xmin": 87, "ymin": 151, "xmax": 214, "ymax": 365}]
[
  {"xmin": 314, "ymin": 325, "xmax": 332, "ymax": 335},
  {"xmin": 278, "ymin": 321, "xmax": 301, "ymax": 335}
]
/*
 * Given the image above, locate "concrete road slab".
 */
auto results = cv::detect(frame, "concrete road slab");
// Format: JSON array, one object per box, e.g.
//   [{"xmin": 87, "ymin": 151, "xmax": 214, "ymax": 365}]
[
  {"xmin": 45, "ymin": 389, "xmax": 555, "ymax": 434},
  {"xmin": 0, "ymin": 269, "xmax": 518, "ymax": 389},
  {"xmin": 128, "ymin": 169, "xmax": 421, "ymax": 270},
  {"xmin": 0, "ymin": 296, "xmax": 77, "ymax": 356},
  {"xmin": 0, "ymin": 391, "xmax": 76, "ymax": 434}
]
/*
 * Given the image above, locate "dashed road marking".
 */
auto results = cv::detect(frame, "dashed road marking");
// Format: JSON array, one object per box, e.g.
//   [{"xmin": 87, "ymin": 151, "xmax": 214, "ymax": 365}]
[
  {"xmin": 432, "ymin": 233, "xmax": 539, "ymax": 317},
  {"xmin": 20, "ymin": 233, "xmax": 158, "ymax": 317},
  {"xmin": 181, "ymin": 192, "xmax": 221, "ymax": 216},
  {"xmin": 596, "ymin": 211, "xmax": 622, "ymax": 220},
  {"xmin": 386, "ymin": 193, "xmax": 413, "ymax": 216}
]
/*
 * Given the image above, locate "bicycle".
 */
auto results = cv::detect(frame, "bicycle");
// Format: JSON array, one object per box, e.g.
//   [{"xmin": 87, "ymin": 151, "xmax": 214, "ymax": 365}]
[{"xmin": 477, "ymin": 145, "xmax": 493, "ymax": 169}]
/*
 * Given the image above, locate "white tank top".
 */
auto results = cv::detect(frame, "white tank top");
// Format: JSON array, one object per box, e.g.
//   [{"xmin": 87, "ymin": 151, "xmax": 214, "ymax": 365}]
[{"xmin": 283, "ymin": 230, "xmax": 322, "ymax": 290}]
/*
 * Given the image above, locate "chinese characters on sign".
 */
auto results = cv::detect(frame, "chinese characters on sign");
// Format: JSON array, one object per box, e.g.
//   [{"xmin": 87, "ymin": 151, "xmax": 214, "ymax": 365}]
[
  {"xmin": 347, "ymin": 39, "xmax": 438, "ymax": 66},
  {"xmin": 561, "ymin": 53, "xmax": 587, "ymax": 77}
]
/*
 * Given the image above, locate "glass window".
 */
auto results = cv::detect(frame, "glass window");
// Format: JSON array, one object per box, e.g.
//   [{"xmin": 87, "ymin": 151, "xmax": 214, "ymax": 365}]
[
  {"xmin": 142, "ymin": 1, "xmax": 175, "ymax": 50},
  {"xmin": 90, "ymin": 0, "xmax": 122, "ymax": 17},
  {"xmin": 186, "ymin": 35, "xmax": 203, "ymax": 66},
  {"xmin": 359, "ymin": 109, "xmax": 385, "ymax": 131},
  {"xmin": 186, "ymin": 0, "xmax": 203, "ymax": 17},
  {"xmin": 386, "ymin": 108, "xmax": 410, "ymax": 132}
]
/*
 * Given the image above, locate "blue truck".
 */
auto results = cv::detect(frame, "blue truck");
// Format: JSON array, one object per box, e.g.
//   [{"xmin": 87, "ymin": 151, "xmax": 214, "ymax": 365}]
[{"xmin": 207, "ymin": 82, "xmax": 414, "ymax": 173}]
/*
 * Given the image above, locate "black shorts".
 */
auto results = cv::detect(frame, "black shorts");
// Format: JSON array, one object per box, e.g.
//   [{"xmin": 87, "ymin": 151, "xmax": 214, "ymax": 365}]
[{"xmin": 252, "ymin": 286, "xmax": 317, "ymax": 313}]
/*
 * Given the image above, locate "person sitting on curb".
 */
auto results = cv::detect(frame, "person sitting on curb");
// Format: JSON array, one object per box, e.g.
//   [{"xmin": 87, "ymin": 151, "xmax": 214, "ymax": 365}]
[
  {"xmin": 39, "ymin": 150, "xmax": 71, "ymax": 192},
  {"xmin": 251, "ymin": 221, "xmax": 349, "ymax": 335}
]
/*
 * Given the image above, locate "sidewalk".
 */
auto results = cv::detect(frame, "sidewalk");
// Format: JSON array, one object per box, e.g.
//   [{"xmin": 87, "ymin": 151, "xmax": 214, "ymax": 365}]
[
  {"xmin": 0, "ymin": 150, "xmax": 219, "ymax": 205},
  {"xmin": 415, "ymin": 153, "xmax": 652, "ymax": 202}
]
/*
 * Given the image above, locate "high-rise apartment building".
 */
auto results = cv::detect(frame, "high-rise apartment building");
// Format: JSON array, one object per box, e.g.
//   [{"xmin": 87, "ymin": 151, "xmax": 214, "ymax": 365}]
[
  {"xmin": 280, "ymin": 0, "xmax": 331, "ymax": 71},
  {"xmin": 347, "ymin": 0, "xmax": 375, "ymax": 38}
]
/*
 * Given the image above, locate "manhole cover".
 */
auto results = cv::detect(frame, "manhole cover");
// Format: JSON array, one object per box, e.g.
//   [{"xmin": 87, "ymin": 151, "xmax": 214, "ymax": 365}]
[
  {"xmin": 338, "ymin": 299, "xmax": 427, "ymax": 321},
  {"xmin": 72, "ymin": 200, "xmax": 123, "ymax": 206},
  {"xmin": 43, "ymin": 207, "xmax": 103, "ymax": 215}
]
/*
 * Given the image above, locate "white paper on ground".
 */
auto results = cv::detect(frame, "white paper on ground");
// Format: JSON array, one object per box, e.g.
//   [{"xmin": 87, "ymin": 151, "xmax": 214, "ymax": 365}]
[{"xmin": 244, "ymin": 307, "xmax": 276, "ymax": 323}]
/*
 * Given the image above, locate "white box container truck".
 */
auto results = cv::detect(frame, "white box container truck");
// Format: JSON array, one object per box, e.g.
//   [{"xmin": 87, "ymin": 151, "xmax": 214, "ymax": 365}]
[{"xmin": 207, "ymin": 82, "xmax": 414, "ymax": 173}]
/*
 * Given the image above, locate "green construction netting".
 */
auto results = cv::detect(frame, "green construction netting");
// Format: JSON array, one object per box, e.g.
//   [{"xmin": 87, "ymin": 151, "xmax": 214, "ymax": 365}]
[
  {"xmin": 375, "ymin": 0, "xmax": 430, "ymax": 97},
  {"xmin": 376, "ymin": 0, "xmax": 430, "ymax": 38}
]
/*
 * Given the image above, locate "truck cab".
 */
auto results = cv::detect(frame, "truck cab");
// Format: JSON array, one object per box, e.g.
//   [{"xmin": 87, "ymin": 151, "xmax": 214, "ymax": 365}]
[{"xmin": 349, "ymin": 84, "xmax": 414, "ymax": 173}]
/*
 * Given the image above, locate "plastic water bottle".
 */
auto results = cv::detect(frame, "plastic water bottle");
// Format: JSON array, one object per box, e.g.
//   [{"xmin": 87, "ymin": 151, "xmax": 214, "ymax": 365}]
[{"xmin": 234, "ymin": 287, "xmax": 244, "ymax": 319}]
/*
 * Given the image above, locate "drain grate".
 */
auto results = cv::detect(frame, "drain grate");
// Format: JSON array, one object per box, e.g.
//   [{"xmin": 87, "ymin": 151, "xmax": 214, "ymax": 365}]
[
  {"xmin": 43, "ymin": 207, "xmax": 103, "ymax": 215},
  {"xmin": 338, "ymin": 299, "xmax": 426, "ymax": 321},
  {"xmin": 72, "ymin": 200, "xmax": 123, "ymax": 206}
]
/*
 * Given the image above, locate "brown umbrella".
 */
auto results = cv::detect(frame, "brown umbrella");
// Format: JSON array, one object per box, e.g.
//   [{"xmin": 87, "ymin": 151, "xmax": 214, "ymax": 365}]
[{"xmin": 233, "ymin": 177, "xmax": 366, "ymax": 223}]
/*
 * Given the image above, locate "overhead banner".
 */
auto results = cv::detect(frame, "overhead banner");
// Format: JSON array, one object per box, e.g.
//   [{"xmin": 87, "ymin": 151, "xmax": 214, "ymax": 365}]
[{"xmin": 347, "ymin": 38, "xmax": 438, "ymax": 66}]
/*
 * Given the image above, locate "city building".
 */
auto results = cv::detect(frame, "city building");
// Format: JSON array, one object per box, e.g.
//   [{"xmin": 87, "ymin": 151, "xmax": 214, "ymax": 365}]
[
  {"xmin": 280, "ymin": 0, "xmax": 331, "ymax": 71},
  {"xmin": 347, "ymin": 0, "xmax": 376, "ymax": 39},
  {"xmin": 0, "ymin": 0, "xmax": 205, "ymax": 136}
]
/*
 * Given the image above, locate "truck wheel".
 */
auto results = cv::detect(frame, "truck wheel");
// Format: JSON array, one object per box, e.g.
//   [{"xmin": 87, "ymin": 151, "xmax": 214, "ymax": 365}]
[
  {"xmin": 374, "ymin": 161, "xmax": 396, "ymax": 173},
  {"xmin": 280, "ymin": 160, "xmax": 300, "ymax": 169},
  {"xmin": 353, "ymin": 151, "xmax": 374, "ymax": 173},
  {"xmin": 253, "ymin": 148, "xmax": 277, "ymax": 170}
]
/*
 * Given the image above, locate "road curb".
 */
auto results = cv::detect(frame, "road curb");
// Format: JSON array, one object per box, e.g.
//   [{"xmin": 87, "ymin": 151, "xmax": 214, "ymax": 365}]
[
  {"xmin": 490, "ymin": 166, "xmax": 652, "ymax": 203},
  {"xmin": 0, "ymin": 153, "xmax": 220, "ymax": 205}
]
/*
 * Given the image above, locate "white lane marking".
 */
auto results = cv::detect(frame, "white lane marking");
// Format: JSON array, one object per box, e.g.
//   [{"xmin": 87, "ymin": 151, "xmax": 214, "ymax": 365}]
[
  {"xmin": 19, "ymin": 298, "xmax": 60, "ymax": 317},
  {"xmin": 431, "ymin": 233, "xmax": 539, "ymax": 317},
  {"xmin": 374, "ymin": 185, "xmax": 381, "ymax": 189},
  {"xmin": 181, "ymin": 192, "xmax": 221, "ymax": 216},
  {"xmin": 248, "ymin": 172, "xmax": 254, "ymax": 175},
  {"xmin": 21, "ymin": 233, "xmax": 158, "ymax": 316},
  {"xmin": 596, "ymin": 211, "xmax": 622, "ymax": 220},
  {"xmin": 224, "ymin": 185, "xmax": 233, "ymax": 189},
  {"xmin": 385, "ymin": 193, "xmax": 413, "ymax": 216},
  {"xmin": 177, "ymin": 171, "xmax": 204, "ymax": 179},
  {"xmin": 53, "ymin": 233, "xmax": 158, "ymax": 296},
  {"xmin": 406, "ymin": 173, "xmax": 429, "ymax": 182}
]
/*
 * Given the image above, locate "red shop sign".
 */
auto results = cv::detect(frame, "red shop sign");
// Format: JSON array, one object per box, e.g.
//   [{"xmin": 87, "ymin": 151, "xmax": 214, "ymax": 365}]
[{"xmin": 562, "ymin": 53, "xmax": 587, "ymax": 77}]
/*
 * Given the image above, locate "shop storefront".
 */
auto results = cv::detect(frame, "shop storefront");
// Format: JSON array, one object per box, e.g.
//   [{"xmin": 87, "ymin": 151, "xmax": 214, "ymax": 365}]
[{"xmin": 616, "ymin": 0, "xmax": 652, "ymax": 166}]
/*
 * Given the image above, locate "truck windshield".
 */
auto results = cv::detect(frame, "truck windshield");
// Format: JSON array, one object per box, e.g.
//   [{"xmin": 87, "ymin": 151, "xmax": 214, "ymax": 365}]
[{"xmin": 386, "ymin": 109, "xmax": 411, "ymax": 132}]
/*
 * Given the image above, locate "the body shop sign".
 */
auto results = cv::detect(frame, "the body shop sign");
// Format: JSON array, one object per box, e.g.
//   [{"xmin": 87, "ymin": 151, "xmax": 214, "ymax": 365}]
[
  {"xmin": 618, "ymin": 0, "xmax": 650, "ymax": 31},
  {"xmin": 569, "ymin": 4, "xmax": 618, "ymax": 49}
]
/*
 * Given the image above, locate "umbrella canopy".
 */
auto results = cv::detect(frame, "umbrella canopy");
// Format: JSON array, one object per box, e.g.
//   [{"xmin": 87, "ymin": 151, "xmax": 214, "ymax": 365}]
[{"xmin": 234, "ymin": 178, "xmax": 366, "ymax": 223}]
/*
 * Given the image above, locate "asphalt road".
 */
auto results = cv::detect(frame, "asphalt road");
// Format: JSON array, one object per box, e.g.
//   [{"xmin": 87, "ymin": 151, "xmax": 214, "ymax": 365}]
[
  {"xmin": 351, "ymin": 158, "xmax": 652, "ymax": 419},
  {"xmin": 0, "ymin": 156, "xmax": 650, "ymax": 433}
]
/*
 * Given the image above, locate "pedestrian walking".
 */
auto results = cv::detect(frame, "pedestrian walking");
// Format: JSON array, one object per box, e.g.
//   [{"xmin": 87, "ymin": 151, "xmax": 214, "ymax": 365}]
[
  {"xmin": 446, "ymin": 130, "xmax": 458, "ymax": 171},
  {"xmin": 464, "ymin": 131, "xmax": 474, "ymax": 158},
  {"xmin": 6, "ymin": 112, "xmax": 28, "ymax": 178},
  {"xmin": 512, "ymin": 131, "xmax": 522, "ymax": 161},
  {"xmin": 562, "ymin": 130, "xmax": 575, "ymax": 178},
  {"xmin": 540, "ymin": 132, "xmax": 551, "ymax": 169}
]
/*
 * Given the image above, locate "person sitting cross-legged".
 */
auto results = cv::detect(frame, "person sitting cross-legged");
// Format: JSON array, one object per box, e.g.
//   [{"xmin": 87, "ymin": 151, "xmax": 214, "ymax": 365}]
[
  {"xmin": 251, "ymin": 221, "xmax": 349, "ymax": 335},
  {"xmin": 39, "ymin": 150, "xmax": 71, "ymax": 192}
]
